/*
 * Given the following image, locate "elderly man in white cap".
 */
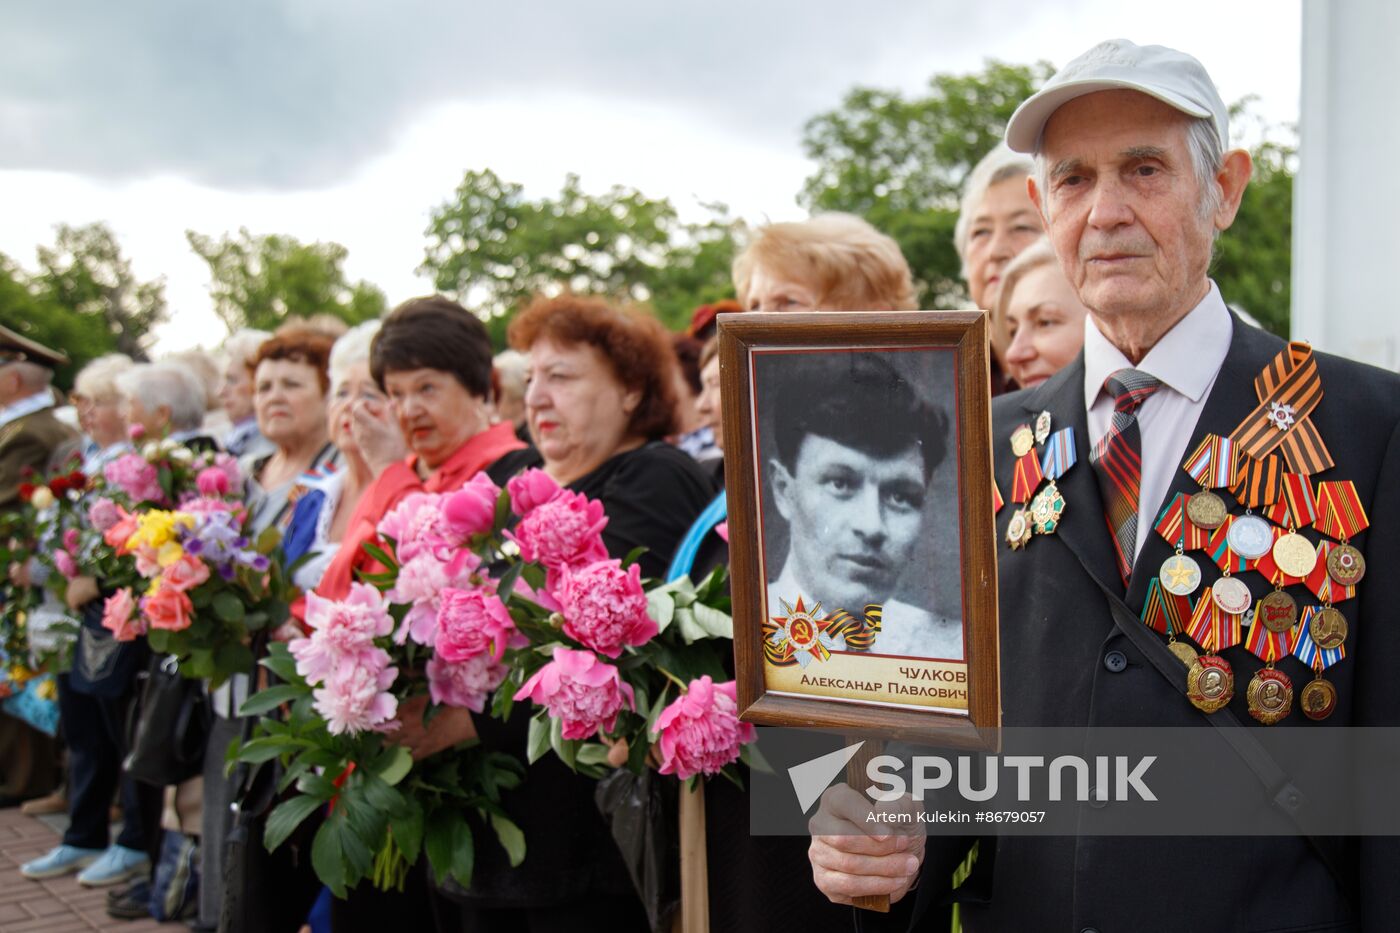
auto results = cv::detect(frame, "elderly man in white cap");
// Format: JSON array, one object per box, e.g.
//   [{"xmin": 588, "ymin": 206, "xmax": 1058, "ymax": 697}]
[{"xmin": 808, "ymin": 39, "xmax": 1400, "ymax": 931}]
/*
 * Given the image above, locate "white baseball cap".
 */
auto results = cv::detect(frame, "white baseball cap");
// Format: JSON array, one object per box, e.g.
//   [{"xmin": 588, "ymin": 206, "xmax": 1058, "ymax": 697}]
[{"xmin": 1004, "ymin": 39, "xmax": 1229, "ymax": 153}]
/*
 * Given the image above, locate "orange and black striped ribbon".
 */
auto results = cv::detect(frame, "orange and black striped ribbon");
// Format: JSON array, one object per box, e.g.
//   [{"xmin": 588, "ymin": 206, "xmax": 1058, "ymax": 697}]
[
  {"xmin": 1315, "ymin": 480, "xmax": 1369, "ymax": 541},
  {"xmin": 762, "ymin": 604, "xmax": 883, "ymax": 667},
  {"xmin": 1011, "ymin": 450, "xmax": 1044, "ymax": 504},
  {"xmin": 1265, "ymin": 473, "xmax": 1319, "ymax": 528},
  {"xmin": 1229, "ymin": 342, "xmax": 1334, "ymax": 475},
  {"xmin": 1230, "ymin": 453, "xmax": 1284, "ymax": 508}
]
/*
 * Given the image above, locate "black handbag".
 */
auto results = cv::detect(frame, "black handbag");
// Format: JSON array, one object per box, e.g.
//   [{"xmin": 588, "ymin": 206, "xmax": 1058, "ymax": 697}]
[
  {"xmin": 123, "ymin": 654, "xmax": 211, "ymax": 787},
  {"xmin": 219, "ymin": 703, "xmax": 322, "ymax": 932}
]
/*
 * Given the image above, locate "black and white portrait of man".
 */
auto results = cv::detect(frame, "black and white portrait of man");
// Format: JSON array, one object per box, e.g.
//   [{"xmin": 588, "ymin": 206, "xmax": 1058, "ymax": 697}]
[{"xmin": 755, "ymin": 349, "xmax": 964, "ymax": 661}]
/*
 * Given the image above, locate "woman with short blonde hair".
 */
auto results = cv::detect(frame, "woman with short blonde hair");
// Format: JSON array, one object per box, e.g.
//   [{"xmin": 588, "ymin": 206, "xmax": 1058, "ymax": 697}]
[{"xmin": 732, "ymin": 212, "xmax": 917, "ymax": 312}]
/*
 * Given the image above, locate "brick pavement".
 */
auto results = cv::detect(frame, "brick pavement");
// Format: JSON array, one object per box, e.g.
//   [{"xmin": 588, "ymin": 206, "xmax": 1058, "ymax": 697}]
[{"xmin": 0, "ymin": 805, "xmax": 175, "ymax": 932}]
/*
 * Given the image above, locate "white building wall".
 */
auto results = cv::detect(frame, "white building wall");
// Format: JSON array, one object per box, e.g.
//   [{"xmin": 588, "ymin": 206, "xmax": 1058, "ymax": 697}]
[{"xmin": 1293, "ymin": 0, "xmax": 1400, "ymax": 369}]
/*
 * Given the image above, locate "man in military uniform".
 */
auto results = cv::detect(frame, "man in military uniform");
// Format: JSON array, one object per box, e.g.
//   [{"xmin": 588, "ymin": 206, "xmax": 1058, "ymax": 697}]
[
  {"xmin": 0, "ymin": 325, "xmax": 77, "ymax": 805},
  {"xmin": 809, "ymin": 39, "xmax": 1400, "ymax": 931}
]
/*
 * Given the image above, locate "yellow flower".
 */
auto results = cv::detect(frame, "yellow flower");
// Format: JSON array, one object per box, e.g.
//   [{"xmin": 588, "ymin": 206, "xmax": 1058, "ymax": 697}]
[
  {"xmin": 127, "ymin": 511, "xmax": 195, "ymax": 552},
  {"xmin": 29, "ymin": 486, "xmax": 55, "ymax": 510},
  {"xmin": 7, "ymin": 665, "xmax": 34, "ymax": 685},
  {"xmin": 157, "ymin": 541, "xmax": 185, "ymax": 568},
  {"xmin": 35, "ymin": 679, "xmax": 57, "ymax": 701}
]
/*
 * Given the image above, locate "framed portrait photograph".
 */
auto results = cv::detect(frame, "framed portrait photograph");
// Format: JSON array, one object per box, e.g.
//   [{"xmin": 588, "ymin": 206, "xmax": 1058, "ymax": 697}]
[{"xmin": 719, "ymin": 311, "xmax": 1000, "ymax": 748}]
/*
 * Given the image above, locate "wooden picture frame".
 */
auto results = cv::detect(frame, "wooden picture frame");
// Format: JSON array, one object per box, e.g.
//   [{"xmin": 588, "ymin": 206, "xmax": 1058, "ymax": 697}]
[{"xmin": 720, "ymin": 311, "xmax": 1000, "ymax": 750}]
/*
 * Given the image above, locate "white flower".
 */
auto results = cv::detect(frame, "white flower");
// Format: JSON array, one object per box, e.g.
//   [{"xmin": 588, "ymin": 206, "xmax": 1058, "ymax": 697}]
[{"xmin": 169, "ymin": 447, "xmax": 194, "ymax": 464}]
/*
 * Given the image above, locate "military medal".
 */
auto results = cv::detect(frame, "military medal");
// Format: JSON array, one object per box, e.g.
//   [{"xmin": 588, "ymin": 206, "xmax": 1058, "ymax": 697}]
[
  {"xmin": 1160, "ymin": 552, "xmax": 1201, "ymax": 597},
  {"xmin": 1308, "ymin": 604, "xmax": 1347, "ymax": 650},
  {"xmin": 1256, "ymin": 588, "xmax": 1298, "ymax": 634},
  {"xmin": 1168, "ymin": 639, "xmax": 1199, "ymax": 667},
  {"xmin": 1315, "ymin": 480, "xmax": 1369, "ymax": 586},
  {"xmin": 1028, "ymin": 482, "xmax": 1066, "ymax": 535},
  {"xmin": 1010, "ymin": 424, "xmax": 1035, "ymax": 459},
  {"xmin": 1033, "ymin": 411, "xmax": 1053, "ymax": 446},
  {"xmin": 1153, "ymin": 492, "xmax": 1212, "ymax": 553},
  {"xmin": 1211, "ymin": 575, "xmax": 1252, "ymax": 615},
  {"xmin": 1272, "ymin": 530, "xmax": 1319, "ymax": 578},
  {"xmin": 1005, "ymin": 509, "xmax": 1032, "ymax": 550},
  {"xmin": 1227, "ymin": 342, "xmax": 1335, "ymax": 476},
  {"xmin": 1187, "ymin": 655, "xmax": 1234, "ymax": 713},
  {"xmin": 1293, "ymin": 605, "xmax": 1347, "ymax": 721},
  {"xmin": 1182, "ymin": 434, "xmax": 1237, "ymax": 530},
  {"xmin": 1186, "ymin": 491, "xmax": 1228, "ymax": 530},
  {"xmin": 1302, "ymin": 541, "xmax": 1358, "ymax": 605},
  {"xmin": 1226, "ymin": 513, "xmax": 1273, "ymax": 561},
  {"xmin": 1299, "ymin": 676, "xmax": 1338, "ymax": 721},
  {"xmin": 1246, "ymin": 667, "xmax": 1293, "ymax": 725}
]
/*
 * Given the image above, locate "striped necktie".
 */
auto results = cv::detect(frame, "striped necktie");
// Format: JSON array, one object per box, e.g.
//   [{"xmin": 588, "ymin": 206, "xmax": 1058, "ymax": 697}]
[{"xmin": 1090, "ymin": 368, "xmax": 1161, "ymax": 584}]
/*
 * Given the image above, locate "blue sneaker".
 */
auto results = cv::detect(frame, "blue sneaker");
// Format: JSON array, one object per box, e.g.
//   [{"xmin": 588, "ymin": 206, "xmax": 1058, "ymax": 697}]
[
  {"xmin": 76, "ymin": 844, "xmax": 149, "ymax": 887},
  {"xmin": 20, "ymin": 844, "xmax": 103, "ymax": 879}
]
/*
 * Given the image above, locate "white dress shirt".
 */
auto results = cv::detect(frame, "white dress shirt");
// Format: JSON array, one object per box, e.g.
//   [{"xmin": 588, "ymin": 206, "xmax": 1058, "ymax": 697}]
[
  {"xmin": 0, "ymin": 390, "xmax": 55, "ymax": 429},
  {"xmin": 1083, "ymin": 281, "xmax": 1234, "ymax": 563}
]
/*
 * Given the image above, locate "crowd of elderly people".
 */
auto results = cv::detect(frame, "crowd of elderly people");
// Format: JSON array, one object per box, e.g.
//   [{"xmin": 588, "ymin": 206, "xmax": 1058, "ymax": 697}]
[{"xmin": 2, "ymin": 92, "xmax": 1089, "ymax": 933}]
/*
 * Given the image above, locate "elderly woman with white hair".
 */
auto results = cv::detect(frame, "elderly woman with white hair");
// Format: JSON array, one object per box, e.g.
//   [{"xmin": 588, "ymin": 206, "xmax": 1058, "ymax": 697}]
[
  {"xmin": 953, "ymin": 144, "xmax": 1044, "ymax": 393},
  {"xmin": 68, "ymin": 354, "xmax": 134, "ymax": 473},
  {"xmin": 281, "ymin": 320, "xmax": 404, "ymax": 594},
  {"xmin": 216, "ymin": 328, "xmax": 273, "ymax": 458},
  {"xmin": 116, "ymin": 362, "xmax": 217, "ymax": 451}
]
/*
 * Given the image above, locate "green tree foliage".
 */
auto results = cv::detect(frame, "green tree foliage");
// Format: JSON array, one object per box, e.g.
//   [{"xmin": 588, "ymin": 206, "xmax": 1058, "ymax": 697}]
[
  {"xmin": 0, "ymin": 223, "xmax": 167, "ymax": 388},
  {"xmin": 187, "ymin": 228, "xmax": 387, "ymax": 333},
  {"xmin": 799, "ymin": 61, "xmax": 1295, "ymax": 331},
  {"xmin": 420, "ymin": 169, "xmax": 739, "ymax": 339},
  {"xmin": 801, "ymin": 61, "xmax": 1054, "ymax": 307},
  {"xmin": 1212, "ymin": 139, "xmax": 1293, "ymax": 336}
]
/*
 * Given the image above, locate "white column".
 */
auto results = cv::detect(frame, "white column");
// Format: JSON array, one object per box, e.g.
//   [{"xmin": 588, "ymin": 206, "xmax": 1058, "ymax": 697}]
[{"xmin": 1293, "ymin": 0, "xmax": 1400, "ymax": 370}]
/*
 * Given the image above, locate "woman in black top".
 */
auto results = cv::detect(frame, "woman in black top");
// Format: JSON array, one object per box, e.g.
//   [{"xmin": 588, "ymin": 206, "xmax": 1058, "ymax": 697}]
[{"xmin": 437, "ymin": 295, "xmax": 715, "ymax": 933}]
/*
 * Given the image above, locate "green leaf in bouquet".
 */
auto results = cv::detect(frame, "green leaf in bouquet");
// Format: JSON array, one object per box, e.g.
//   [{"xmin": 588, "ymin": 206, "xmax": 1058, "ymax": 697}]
[
  {"xmin": 425, "ymin": 812, "xmax": 474, "ymax": 888},
  {"xmin": 493, "ymin": 486, "xmax": 512, "ymax": 530},
  {"xmin": 312, "ymin": 819, "xmax": 348, "ymax": 897},
  {"xmin": 620, "ymin": 546, "xmax": 648, "ymax": 570},
  {"xmin": 237, "ymin": 684, "xmax": 304, "ymax": 717},
  {"xmin": 255, "ymin": 526, "xmax": 281, "ymax": 554},
  {"xmin": 191, "ymin": 587, "xmax": 214, "ymax": 610},
  {"xmin": 739, "ymin": 741, "xmax": 775, "ymax": 775},
  {"xmin": 576, "ymin": 743, "xmax": 612, "ymax": 769},
  {"xmin": 526, "ymin": 715, "xmax": 551, "ymax": 764},
  {"xmin": 521, "ymin": 564, "xmax": 546, "ymax": 592},
  {"xmin": 146, "ymin": 629, "xmax": 172, "ymax": 653},
  {"xmin": 186, "ymin": 614, "xmax": 215, "ymax": 639},
  {"xmin": 212, "ymin": 591, "xmax": 245, "ymax": 623},
  {"xmin": 360, "ymin": 771, "xmax": 406, "ymax": 815},
  {"xmin": 259, "ymin": 642, "xmax": 300, "ymax": 683},
  {"xmin": 494, "ymin": 561, "xmax": 525, "ymax": 605},
  {"xmin": 390, "ymin": 797, "xmax": 425, "ymax": 866},
  {"xmin": 488, "ymin": 813, "xmax": 526, "ymax": 867},
  {"xmin": 360, "ymin": 541, "xmax": 398, "ymax": 571},
  {"xmin": 236, "ymin": 735, "xmax": 309, "ymax": 764},
  {"xmin": 674, "ymin": 602, "xmax": 733, "ymax": 643},
  {"xmin": 646, "ymin": 589, "xmax": 676, "ymax": 634},
  {"xmin": 336, "ymin": 792, "xmax": 383, "ymax": 880},
  {"xmin": 244, "ymin": 611, "xmax": 269, "ymax": 630},
  {"xmin": 264, "ymin": 794, "xmax": 323, "ymax": 852},
  {"xmin": 215, "ymin": 641, "xmax": 255, "ymax": 681},
  {"xmin": 374, "ymin": 745, "xmax": 414, "ymax": 787},
  {"xmin": 547, "ymin": 717, "xmax": 577, "ymax": 771}
]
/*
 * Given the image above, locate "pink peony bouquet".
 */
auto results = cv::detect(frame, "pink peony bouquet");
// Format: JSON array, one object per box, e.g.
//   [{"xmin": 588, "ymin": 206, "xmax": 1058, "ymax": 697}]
[{"xmin": 233, "ymin": 466, "xmax": 744, "ymax": 899}]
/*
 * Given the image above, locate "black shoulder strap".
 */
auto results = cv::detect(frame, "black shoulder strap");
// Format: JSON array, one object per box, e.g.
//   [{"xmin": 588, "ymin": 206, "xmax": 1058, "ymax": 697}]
[{"xmin": 1076, "ymin": 550, "xmax": 1352, "ymax": 901}]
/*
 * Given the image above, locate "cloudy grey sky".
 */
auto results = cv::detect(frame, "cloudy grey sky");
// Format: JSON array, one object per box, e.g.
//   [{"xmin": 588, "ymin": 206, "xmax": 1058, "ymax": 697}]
[{"xmin": 0, "ymin": 0, "xmax": 1301, "ymax": 350}]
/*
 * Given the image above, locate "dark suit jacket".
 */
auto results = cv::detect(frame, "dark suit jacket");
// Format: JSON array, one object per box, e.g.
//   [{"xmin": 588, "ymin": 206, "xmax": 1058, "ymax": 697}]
[
  {"xmin": 0, "ymin": 406, "xmax": 79, "ymax": 507},
  {"xmin": 871, "ymin": 315, "xmax": 1400, "ymax": 933}
]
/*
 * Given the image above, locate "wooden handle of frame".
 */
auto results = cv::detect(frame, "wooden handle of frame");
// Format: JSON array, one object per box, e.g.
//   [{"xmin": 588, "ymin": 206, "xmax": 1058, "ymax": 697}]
[{"xmin": 846, "ymin": 737, "xmax": 891, "ymax": 913}]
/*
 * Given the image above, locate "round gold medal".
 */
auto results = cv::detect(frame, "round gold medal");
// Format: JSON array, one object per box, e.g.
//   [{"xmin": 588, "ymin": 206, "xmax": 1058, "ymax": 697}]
[
  {"xmin": 1185, "ymin": 490, "xmax": 1228, "ymax": 530},
  {"xmin": 1246, "ymin": 668, "xmax": 1294, "ymax": 725},
  {"xmin": 1300, "ymin": 678, "xmax": 1338, "ymax": 721},
  {"xmin": 1308, "ymin": 606, "xmax": 1348, "ymax": 650},
  {"xmin": 1272, "ymin": 532, "xmax": 1319, "ymax": 578},
  {"xmin": 1005, "ymin": 509, "xmax": 1032, "ymax": 550},
  {"xmin": 1187, "ymin": 655, "xmax": 1234, "ymax": 713},
  {"xmin": 1167, "ymin": 639, "xmax": 1198, "ymax": 668},
  {"xmin": 1211, "ymin": 575, "xmax": 1253, "ymax": 615},
  {"xmin": 1256, "ymin": 589, "xmax": 1299, "ymax": 633},
  {"xmin": 1010, "ymin": 426, "xmax": 1035, "ymax": 458},
  {"xmin": 1326, "ymin": 544, "xmax": 1366, "ymax": 586}
]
